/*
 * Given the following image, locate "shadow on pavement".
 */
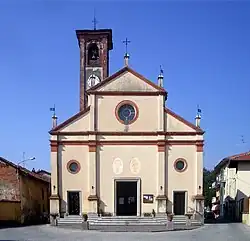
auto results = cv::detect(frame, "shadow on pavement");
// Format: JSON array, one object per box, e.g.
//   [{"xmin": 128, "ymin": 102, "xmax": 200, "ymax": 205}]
[
  {"xmin": 205, "ymin": 217, "xmax": 240, "ymax": 224},
  {"xmin": 0, "ymin": 223, "xmax": 46, "ymax": 230}
]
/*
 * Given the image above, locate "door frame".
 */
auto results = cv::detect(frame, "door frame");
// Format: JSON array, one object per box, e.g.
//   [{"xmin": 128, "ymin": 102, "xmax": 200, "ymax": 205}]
[
  {"xmin": 114, "ymin": 178, "xmax": 141, "ymax": 216},
  {"xmin": 67, "ymin": 190, "xmax": 82, "ymax": 215},
  {"xmin": 172, "ymin": 190, "xmax": 187, "ymax": 215}
]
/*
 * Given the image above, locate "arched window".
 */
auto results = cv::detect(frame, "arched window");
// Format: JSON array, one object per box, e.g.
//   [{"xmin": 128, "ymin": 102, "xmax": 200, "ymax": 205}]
[{"xmin": 88, "ymin": 43, "xmax": 99, "ymax": 64}]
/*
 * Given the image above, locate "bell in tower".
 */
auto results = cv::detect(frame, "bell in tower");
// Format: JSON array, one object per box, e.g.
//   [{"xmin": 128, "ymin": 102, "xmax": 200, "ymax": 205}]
[
  {"xmin": 76, "ymin": 29, "xmax": 113, "ymax": 110},
  {"xmin": 88, "ymin": 42, "xmax": 99, "ymax": 64}
]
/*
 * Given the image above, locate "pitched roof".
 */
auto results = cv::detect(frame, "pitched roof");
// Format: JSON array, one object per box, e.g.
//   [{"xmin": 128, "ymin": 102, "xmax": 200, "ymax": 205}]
[
  {"xmin": 227, "ymin": 151, "xmax": 250, "ymax": 161},
  {"xmin": 87, "ymin": 66, "xmax": 167, "ymax": 93},
  {"xmin": 50, "ymin": 68, "xmax": 204, "ymax": 135},
  {"xmin": 36, "ymin": 169, "xmax": 51, "ymax": 176},
  {"xmin": 165, "ymin": 108, "xmax": 204, "ymax": 133},
  {"xmin": 0, "ymin": 157, "xmax": 50, "ymax": 183},
  {"xmin": 214, "ymin": 151, "xmax": 250, "ymax": 173}
]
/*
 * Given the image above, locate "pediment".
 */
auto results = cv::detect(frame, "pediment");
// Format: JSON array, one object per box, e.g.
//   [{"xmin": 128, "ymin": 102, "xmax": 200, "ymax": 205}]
[
  {"xmin": 87, "ymin": 67, "xmax": 166, "ymax": 93},
  {"xmin": 50, "ymin": 107, "xmax": 90, "ymax": 133},
  {"xmin": 165, "ymin": 108, "xmax": 203, "ymax": 133}
]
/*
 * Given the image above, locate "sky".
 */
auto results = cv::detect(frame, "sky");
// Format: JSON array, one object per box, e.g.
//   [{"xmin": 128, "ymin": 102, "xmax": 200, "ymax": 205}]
[{"xmin": 0, "ymin": 0, "xmax": 250, "ymax": 172}]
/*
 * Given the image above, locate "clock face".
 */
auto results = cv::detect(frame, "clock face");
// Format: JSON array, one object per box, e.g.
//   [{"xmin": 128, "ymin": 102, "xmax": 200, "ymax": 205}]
[{"xmin": 87, "ymin": 74, "xmax": 100, "ymax": 87}]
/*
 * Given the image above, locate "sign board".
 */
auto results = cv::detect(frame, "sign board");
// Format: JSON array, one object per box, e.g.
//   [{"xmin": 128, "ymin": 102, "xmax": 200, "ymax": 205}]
[{"xmin": 143, "ymin": 194, "xmax": 154, "ymax": 203}]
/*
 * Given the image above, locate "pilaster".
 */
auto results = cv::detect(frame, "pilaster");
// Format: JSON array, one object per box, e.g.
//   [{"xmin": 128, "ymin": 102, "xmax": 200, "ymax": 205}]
[
  {"xmin": 195, "ymin": 142, "xmax": 204, "ymax": 195},
  {"xmin": 88, "ymin": 134, "xmax": 98, "ymax": 212},
  {"xmin": 156, "ymin": 96, "xmax": 167, "ymax": 212},
  {"xmin": 156, "ymin": 138, "xmax": 167, "ymax": 213},
  {"xmin": 50, "ymin": 140, "xmax": 60, "ymax": 214}
]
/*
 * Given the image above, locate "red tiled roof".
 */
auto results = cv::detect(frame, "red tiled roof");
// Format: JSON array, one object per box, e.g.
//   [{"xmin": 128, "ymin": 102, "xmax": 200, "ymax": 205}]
[
  {"xmin": 227, "ymin": 151, "xmax": 250, "ymax": 161},
  {"xmin": 214, "ymin": 151, "xmax": 250, "ymax": 173}
]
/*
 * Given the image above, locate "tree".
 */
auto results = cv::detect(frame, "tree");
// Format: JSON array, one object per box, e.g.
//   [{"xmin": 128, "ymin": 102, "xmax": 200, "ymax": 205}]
[{"xmin": 203, "ymin": 168, "xmax": 216, "ymax": 208}]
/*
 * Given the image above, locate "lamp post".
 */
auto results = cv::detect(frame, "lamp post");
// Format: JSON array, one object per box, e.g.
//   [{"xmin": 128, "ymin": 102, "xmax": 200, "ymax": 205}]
[
  {"xmin": 16, "ymin": 154, "xmax": 36, "ymax": 181},
  {"xmin": 17, "ymin": 152, "xmax": 36, "ymax": 168}
]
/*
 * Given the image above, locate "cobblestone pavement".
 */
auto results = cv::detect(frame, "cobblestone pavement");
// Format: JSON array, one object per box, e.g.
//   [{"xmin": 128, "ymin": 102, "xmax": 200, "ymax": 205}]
[{"xmin": 1, "ymin": 223, "xmax": 250, "ymax": 241}]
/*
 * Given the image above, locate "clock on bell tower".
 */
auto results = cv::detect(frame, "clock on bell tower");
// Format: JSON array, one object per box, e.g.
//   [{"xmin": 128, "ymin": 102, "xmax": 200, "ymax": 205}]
[{"xmin": 76, "ymin": 29, "xmax": 113, "ymax": 110}]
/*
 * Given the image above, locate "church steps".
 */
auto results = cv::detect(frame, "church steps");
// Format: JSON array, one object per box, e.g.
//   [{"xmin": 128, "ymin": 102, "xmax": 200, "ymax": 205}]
[{"xmin": 57, "ymin": 215, "xmax": 202, "ymax": 228}]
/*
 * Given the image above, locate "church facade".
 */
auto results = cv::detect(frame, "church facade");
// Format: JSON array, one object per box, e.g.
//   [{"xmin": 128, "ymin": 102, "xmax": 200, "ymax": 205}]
[{"xmin": 49, "ymin": 28, "xmax": 205, "ymax": 218}]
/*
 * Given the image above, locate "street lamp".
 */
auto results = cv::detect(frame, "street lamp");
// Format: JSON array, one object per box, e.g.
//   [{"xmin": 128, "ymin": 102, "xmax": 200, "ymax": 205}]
[{"xmin": 17, "ymin": 156, "xmax": 36, "ymax": 168}]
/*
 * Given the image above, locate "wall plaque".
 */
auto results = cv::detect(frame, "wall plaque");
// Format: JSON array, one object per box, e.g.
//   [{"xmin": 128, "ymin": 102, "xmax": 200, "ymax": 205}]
[
  {"xmin": 130, "ymin": 158, "xmax": 140, "ymax": 174},
  {"xmin": 143, "ymin": 194, "xmax": 154, "ymax": 203},
  {"xmin": 112, "ymin": 158, "xmax": 123, "ymax": 175}
]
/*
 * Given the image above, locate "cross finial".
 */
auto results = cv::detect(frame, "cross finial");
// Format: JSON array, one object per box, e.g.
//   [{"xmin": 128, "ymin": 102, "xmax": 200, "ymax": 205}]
[
  {"xmin": 197, "ymin": 105, "xmax": 201, "ymax": 117},
  {"xmin": 160, "ymin": 65, "xmax": 163, "ymax": 75},
  {"xmin": 50, "ymin": 104, "xmax": 56, "ymax": 117},
  {"xmin": 92, "ymin": 9, "xmax": 98, "ymax": 30},
  {"xmin": 122, "ymin": 37, "xmax": 131, "ymax": 54}
]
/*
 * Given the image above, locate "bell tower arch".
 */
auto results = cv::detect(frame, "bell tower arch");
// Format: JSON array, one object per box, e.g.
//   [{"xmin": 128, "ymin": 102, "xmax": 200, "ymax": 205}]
[{"xmin": 76, "ymin": 29, "xmax": 113, "ymax": 110}]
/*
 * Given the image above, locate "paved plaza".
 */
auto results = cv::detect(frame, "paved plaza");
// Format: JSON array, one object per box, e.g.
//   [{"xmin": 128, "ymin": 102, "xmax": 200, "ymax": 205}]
[{"xmin": 0, "ymin": 223, "xmax": 250, "ymax": 241}]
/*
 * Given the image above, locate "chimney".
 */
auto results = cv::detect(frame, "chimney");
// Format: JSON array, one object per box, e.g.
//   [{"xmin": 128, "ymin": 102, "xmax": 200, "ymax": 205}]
[
  {"xmin": 124, "ymin": 53, "xmax": 129, "ymax": 66},
  {"xmin": 52, "ymin": 115, "xmax": 58, "ymax": 129}
]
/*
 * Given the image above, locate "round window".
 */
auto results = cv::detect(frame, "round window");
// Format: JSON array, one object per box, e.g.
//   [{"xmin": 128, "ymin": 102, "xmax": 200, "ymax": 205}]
[
  {"xmin": 174, "ymin": 159, "xmax": 187, "ymax": 172},
  {"xmin": 67, "ymin": 160, "xmax": 80, "ymax": 174},
  {"xmin": 116, "ymin": 101, "xmax": 138, "ymax": 124}
]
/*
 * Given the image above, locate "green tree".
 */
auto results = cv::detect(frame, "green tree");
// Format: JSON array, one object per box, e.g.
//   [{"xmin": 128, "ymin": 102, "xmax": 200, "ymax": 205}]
[{"xmin": 203, "ymin": 168, "xmax": 216, "ymax": 208}]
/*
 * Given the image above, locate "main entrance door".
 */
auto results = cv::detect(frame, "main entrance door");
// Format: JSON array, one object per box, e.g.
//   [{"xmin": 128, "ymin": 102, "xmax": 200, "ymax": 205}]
[
  {"xmin": 116, "ymin": 181, "xmax": 137, "ymax": 216},
  {"xmin": 68, "ymin": 191, "xmax": 80, "ymax": 215},
  {"xmin": 173, "ymin": 191, "xmax": 186, "ymax": 215}
]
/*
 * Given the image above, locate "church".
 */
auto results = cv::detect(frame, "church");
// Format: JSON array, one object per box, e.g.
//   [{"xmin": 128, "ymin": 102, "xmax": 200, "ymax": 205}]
[{"xmin": 49, "ymin": 28, "xmax": 205, "ymax": 218}]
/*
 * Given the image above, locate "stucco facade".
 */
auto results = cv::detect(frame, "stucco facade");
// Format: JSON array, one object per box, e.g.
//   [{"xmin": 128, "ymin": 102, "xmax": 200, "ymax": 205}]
[{"xmin": 49, "ymin": 28, "xmax": 204, "ymax": 218}]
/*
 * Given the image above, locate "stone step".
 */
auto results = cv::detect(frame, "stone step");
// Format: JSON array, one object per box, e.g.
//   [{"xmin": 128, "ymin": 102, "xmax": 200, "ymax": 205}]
[
  {"xmin": 58, "ymin": 215, "xmax": 201, "ymax": 226},
  {"xmin": 58, "ymin": 220, "xmax": 83, "ymax": 224},
  {"xmin": 57, "ymin": 222, "xmax": 89, "ymax": 230},
  {"xmin": 61, "ymin": 215, "xmax": 82, "ymax": 219},
  {"xmin": 89, "ymin": 224, "xmax": 169, "ymax": 232},
  {"xmin": 89, "ymin": 221, "xmax": 200, "ymax": 225},
  {"xmin": 88, "ymin": 223, "xmax": 201, "ymax": 232}
]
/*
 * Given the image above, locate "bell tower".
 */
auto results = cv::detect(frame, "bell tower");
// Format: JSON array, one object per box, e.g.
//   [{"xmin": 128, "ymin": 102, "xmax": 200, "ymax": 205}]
[{"xmin": 76, "ymin": 29, "xmax": 113, "ymax": 110}]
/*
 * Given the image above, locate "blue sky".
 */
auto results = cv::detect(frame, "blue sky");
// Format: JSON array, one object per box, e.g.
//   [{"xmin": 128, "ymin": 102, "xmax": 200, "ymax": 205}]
[{"xmin": 0, "ymin": 1, "xmax": 250, "ymax": 171}]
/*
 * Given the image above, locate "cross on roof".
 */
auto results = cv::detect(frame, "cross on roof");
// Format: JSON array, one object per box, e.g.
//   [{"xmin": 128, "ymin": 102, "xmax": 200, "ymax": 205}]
[
  {"xmin": 50, "ymin": 104, "xmax": 56, "ymax": 117},
  {"xmin": 122, "ymin": 37, "xmax": 131, "ymax": 54},
  {"xmin": 160, "ymin": 65, "xmax": 163, "ymax": 75},
  {"xmin": 92, "ymin": 9, "xmax": 98, "ymax": 30}
]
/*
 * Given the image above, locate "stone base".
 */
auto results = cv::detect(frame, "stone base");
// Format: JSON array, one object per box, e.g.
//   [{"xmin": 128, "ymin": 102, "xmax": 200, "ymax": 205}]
[
  {"xmin": 167, "ymin": 221, "xmax": 174, "ymax": 230},
  {"xmin": 87, "ymin": 212, "xmax": 99, "ymax": 220},
  {"xmin": 186, "ymin": 219, "xmax": 191, "ymax": 226},
  {"xmin": 50, "ymin": 217, "xmax": 58, "ymax": 226}
]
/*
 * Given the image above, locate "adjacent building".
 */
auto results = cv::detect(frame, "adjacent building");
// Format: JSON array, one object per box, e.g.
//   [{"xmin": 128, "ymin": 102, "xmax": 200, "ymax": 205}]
[
  {"xmin": 0, "ymin": 157, "xmax": 50, "ymax": 225},
  {"xmin": 212, "ymin": 151, "xmax": 250, "ymax": 222},
  {"xmin": 49, "ymin": 28, "xmax": 205, "ymax": 219}
]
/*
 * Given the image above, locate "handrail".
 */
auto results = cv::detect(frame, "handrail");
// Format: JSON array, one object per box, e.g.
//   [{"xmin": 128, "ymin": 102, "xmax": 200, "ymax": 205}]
[
  {"xmin": 187, "ymin": 206, "xmax": 204, "ymax": 225},
  {"xmin": 188, "ymin": 207, "xmax": 203, "ymax": 216}
]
